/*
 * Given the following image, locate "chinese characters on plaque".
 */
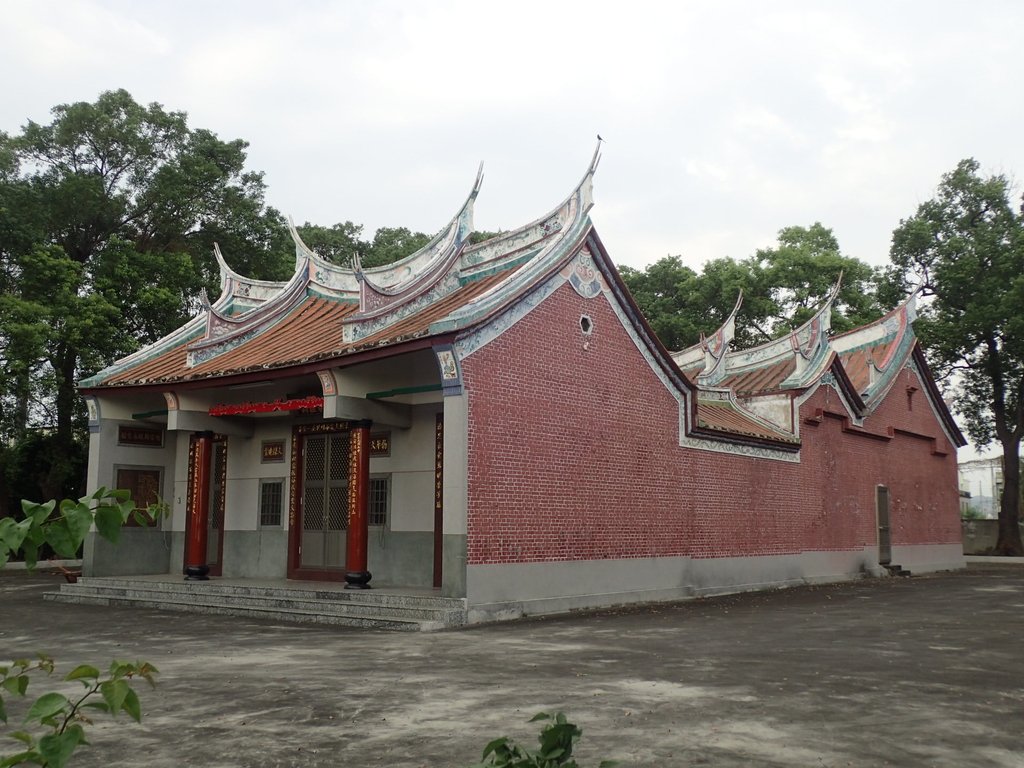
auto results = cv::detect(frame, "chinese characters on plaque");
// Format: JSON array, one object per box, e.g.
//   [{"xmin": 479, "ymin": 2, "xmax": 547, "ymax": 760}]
[
  {"xmin": 434, "ymin": 415, "xmax": 443, "ymax": 515},
  {"xmin": 370, "ymin": 432, "xmax": 391, "ymax": 457},
  {"xmin": 261, "ymin": 440, "xmax": 285, "ymax": 463},
  {"xmin": 117, "ymin": 425, "xmax": 163, "ymax": 447}
]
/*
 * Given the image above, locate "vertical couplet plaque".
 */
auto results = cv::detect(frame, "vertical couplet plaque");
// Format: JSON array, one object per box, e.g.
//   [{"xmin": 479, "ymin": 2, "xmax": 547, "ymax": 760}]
[
  {"xmin": 344, "ymin": 420, "xmax": 372, "ymax": 589},
  {"xmin": 433, "ymin": 412, "xmax": 444, "ymax": 587},
  {"xmin": 184, "ymin": 432, "xmax": 213, "ymax": 580}
]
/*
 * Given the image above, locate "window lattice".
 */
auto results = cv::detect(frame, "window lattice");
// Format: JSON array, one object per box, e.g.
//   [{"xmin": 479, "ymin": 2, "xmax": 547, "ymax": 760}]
[
  {"xmin": 305, "ymin": 436, "xmax": 326, "ymax": 482},
  {"xmin": 260, "ymin": 480, "xmax": 284, "ymax": 527},
  {"xmin": 328, "ymin": 486, "xmax": 347, "ymax": 531},
  {"xmin": 303, "ymin": 487, "xmax": 324, "ymax": 530},
  {"xmin": 329, "ymin": 433, "xmax": 348, "ymax": 480},
  {"xmin": 369, "ymin": 476, "xmax": 390, "ymax": 527}
]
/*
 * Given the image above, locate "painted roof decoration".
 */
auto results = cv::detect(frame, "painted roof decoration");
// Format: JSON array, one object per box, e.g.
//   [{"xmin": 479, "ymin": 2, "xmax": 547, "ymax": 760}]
[
  {"xmin": 80, "ymin": 146, "xmax": 601, "ymax": 390},
  {"xmin": 80, "ymin": 145, "xmax": 965, "ymax": 451},
  {"xmin": 668, "ymin": 276, "xmax": 964, "ymax": 448},
  {"xmin": 671, "ymin": 290, "xmax": 742, "ymax": 387}
]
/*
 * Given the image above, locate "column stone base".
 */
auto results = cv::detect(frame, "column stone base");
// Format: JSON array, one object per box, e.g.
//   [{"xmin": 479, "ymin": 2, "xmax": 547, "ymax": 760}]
[{"xmin": 344, "ymin": 570, "xmax": 372, "ymax": 589}]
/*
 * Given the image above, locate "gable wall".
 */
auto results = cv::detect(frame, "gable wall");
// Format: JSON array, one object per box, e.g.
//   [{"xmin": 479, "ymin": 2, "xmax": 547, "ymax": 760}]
[
  {"xmin": 800, "ymin": 371, "xmax": 960, "ymax": 551},
  {"xmin": 460, "ymin": 280, "xmax": 961, "ymax": 612},
  {"xmin": 462, "ymin": 280, "xmax": 693, "ymax": 565}
]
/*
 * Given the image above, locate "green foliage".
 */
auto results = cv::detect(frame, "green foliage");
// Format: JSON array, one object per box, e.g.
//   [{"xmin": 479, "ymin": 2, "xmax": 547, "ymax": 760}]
[
  {"xmin": 361, "ymin": 226, "xmax": 431, "ymax": 268},
  {"xmin": 0, "ymin": 656, "xmax": 158, "ymax": 768},
  {"xmin": 295, "ymin": 221, "xmax": 433, "ymax": 270},
  {"xmin": 296, "ymin": 221, "xmax": 364, "ymax": 267},
  {"xmin": 961, "ymin": 505, "xmax": 985, "ymax": 521},
  {"xmin": 0, "ymin": 487, "xmax": 163, "ymax": 571},
  {"xmin": 0, "ymin": 90, "xmax": 294, "ymax": 501},
  {"xmin": 752, "ymin": 223, "xmax": 882, "ymax": 336},
  {"xmin": 468, "ymin": 230, "xmax": 505, "ymax": 245},
  {"xmin": 470, "ymin": 712, "xmax": 617, "ymax": 768},
  {"xmin": 885, "ymin": 158, "xmax": 1024, "ymax": 554},
  {"xmin": 620, "ymin": 256, "xmax": 701, "ymax": 350},
  {"xmin": 0, "ymin": 487, "xmax": 162, "ymax": 766},
  {"xmin": 620, "ymin": 223, "xmax": 881, "ymax": 351}
]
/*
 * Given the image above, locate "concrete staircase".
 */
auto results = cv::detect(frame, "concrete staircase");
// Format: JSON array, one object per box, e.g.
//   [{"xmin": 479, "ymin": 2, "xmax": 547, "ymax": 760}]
[{"xmin": 44, "ymin": 577, "xmax": 467, "ymax": 631}]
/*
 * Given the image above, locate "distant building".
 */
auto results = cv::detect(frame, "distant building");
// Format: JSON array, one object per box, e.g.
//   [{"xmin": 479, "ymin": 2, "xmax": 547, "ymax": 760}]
[
  {"xmin": 958, "ymin": 457, "xmax": 1005, "ymax": 518},
  {"xmin": 77, "ymin": 147, "xmax": 967, "ymax": 624}
]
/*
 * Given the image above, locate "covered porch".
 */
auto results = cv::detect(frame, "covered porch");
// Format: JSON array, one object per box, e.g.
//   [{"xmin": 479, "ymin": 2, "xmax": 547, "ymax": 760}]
[{"xmin": 81, "ymin": 346, "xmax": 469, "ymax": 599}]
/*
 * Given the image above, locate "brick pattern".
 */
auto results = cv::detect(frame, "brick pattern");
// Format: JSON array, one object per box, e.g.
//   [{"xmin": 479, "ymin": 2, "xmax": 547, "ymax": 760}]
[{"xmin": 462, "ymin": 281, "xmax": 959, "ymax": 566}]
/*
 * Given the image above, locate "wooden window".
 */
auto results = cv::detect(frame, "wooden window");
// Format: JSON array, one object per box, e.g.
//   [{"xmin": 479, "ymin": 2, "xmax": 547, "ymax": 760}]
[{"xmin": 115, "ymin": 467, "xmax": 162, "ymax": 527}]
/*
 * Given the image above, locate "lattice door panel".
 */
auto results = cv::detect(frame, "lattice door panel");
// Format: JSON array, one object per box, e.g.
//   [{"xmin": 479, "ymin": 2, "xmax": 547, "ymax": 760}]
[{"xmin": 299, "ymin": 431, "xmax": 350, "ymax": 568}]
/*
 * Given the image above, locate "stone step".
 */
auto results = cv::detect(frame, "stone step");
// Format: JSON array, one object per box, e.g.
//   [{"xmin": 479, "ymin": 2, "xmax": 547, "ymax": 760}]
[
  {"xmin": 883, "ymin": 564, "xmax": 912, "ymax": 578},
  {"xmin": 44, "ymin": 579, "xmax": 467, "ymax": 631},
  {"xmin": 49, "ymin": 584, "xmax": 462, "ymax": 623},
  {"xmin": 69, "ymin": 577, "xmax": 466, "ymax": 610},
  {"xmin": 45, "ymin": 591, "xmax": 432, "ymax": 631}
]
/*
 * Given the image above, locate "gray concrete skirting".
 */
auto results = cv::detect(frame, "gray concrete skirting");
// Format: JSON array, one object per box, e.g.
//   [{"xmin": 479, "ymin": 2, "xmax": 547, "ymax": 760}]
[
  {"xmin": 84, "ymin": 528, "xmax": 173, "ymax": 577},
  {"xmin": 171, "ymin": 530, "xmax": 436, "ymax": 585},
  {"xmin": 965, "ymin": 555, "xmax": 1024, "ymax": 564},
  {"xmin": 89, "ymin": 528, "xmax": 437, "ymax": 587},
  {"xmin": 1, "ymin": 559, "xmax": 82, "ymax": 571},
  {"xmin": 465, "ymin": 544, "xmax": 966, "ymax": 624}
]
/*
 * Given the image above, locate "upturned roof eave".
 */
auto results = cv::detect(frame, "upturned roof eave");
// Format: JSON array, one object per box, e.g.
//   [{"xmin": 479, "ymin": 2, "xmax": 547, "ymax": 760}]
[{"xmin": 77, "ymin": 331, "xmax": 457, "ymax": 396}]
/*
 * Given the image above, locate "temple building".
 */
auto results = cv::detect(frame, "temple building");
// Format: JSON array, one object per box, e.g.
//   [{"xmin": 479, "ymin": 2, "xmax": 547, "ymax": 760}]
[{"xmin": 70, "ymin": 146, "xmax": 966, "ymax": 626}]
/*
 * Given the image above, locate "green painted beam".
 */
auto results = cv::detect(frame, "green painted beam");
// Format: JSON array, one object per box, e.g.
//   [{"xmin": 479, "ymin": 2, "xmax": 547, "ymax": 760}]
[
  {"xmin": 132, "ymin": 409, "xmax": 169, "ymax": 420},
  {"xmin": 366, "ymin": 383, "xmax": 442, "ymax": 400}
]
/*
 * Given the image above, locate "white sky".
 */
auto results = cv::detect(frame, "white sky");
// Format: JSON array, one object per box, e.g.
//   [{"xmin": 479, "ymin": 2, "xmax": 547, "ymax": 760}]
[
  {"xmin": 2, "ymin": 0, "xmax": 1018, "ymax": 459},
  {"xmin": 4, "ymin": 0, "xmax": 1022, "ymax": 274}
]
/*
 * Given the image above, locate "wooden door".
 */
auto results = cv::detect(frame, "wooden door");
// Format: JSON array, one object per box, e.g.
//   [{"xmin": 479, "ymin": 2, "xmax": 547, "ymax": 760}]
[
  {"xmin": 298, "ymin": 431, "xmax": 349, "ymax": 570},
  {"xmin": 876, "ymin": 485, "xmax": 891, "ymax": 566}
]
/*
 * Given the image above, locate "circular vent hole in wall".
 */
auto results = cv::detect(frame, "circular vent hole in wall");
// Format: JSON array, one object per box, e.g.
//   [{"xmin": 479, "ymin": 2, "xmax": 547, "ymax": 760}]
[{"xmin": 580, "ymin": 314, "xmax": 593, "ymax": 335}]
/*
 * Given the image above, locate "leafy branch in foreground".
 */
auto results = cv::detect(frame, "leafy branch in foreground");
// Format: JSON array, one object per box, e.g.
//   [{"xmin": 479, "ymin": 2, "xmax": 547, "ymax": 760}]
[
  {"xmin": 0, "ymin": 657, "xmax": 158, "ymax": 768},
  {"xmin": 0, "ymin": 486, "xmax": 164, "ymax": 766},
  {"xmin": 470, "ymin": 711, "xmax": 618, "ymax": 768},
  {"xmin": 0, "ymin": 487, "xmax": 165, "ymax": 569}
]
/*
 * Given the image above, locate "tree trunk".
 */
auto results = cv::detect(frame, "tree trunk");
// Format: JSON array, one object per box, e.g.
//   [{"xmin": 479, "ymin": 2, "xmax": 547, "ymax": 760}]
[
  {"xmin": 40, "ymin": 351, "xmax": 81, "ymax": 501},
  {"xmin": 995, "ymin": 439, "xmax": 1023, "ymax": 555}
]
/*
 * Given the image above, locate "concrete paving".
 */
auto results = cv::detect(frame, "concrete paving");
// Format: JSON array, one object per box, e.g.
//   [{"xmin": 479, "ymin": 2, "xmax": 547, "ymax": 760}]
[{"xmin": 2, "ymin": 564, "xmax": 1023, "ymax": 767}]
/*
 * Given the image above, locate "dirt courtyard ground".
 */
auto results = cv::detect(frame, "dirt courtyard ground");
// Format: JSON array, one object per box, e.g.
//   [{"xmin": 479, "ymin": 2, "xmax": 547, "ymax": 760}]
[{"xmin": 2, "ymin": 564, "xmax": 1022, "ymax": 767}]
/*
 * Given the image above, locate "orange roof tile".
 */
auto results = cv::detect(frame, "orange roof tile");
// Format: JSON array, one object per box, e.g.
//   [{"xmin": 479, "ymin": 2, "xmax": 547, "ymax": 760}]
[
  {"xmin": 696, "ymin": 400, "xmax": 798, "ymax": 444},
  {"xmin": 97, "ymin": 271, "xmax": 515, "ymax": 387},
  {"xmin": 838, "ymin": 339, "xmax": 896, "ymax": 394},
  {"xmin": 717, "ymin": 357, "xmax": 797, "ymax": 395}
]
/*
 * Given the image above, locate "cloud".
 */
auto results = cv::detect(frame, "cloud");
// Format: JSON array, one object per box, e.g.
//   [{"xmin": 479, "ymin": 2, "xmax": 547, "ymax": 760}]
[{"xmin": 1, "ymin": 0, "xmax": 1023, "ymax": 272}]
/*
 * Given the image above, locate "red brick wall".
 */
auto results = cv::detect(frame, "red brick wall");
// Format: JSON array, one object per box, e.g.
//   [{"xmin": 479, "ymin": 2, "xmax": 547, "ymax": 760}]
[{"xmin": 461, "ymin": 280, "xmax": 960, "ymax": 566}]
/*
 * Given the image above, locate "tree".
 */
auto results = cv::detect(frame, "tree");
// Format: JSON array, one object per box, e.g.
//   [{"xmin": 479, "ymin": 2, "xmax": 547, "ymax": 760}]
[
  {"xmin": 295, "ymin": 221, "xmax": 364, "ymax": 267},
  {"xmin": 752, "ymin": 223, "xmax": 882, "ymax": 338},
  {"xmin": 620, "ymin": 224, "xmax": 882, "ymax": 351},
  {"xmin": 0, "ymin": 90, "xmax": 294, "ymax": 503},
  {"xmin": 362, "ymin": 226, "xmax": 431, "ymax": 268},
  {"xmin": 886, "ymin": 159, "xmax": 1024, "ymax": 555},
  {"xmin": 619, "ymin": 256, "xmax": 701, "ymax": 350},
  {"xmin": 295, "ymin": 222, "xmax": 439, "ymax": 270}
]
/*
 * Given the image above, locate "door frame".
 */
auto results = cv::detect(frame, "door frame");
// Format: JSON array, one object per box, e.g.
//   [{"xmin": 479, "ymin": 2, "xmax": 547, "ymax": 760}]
[
  {"xmin": 287, "ymin": 421, "xmax": 352, "ymax": 581},
  {"xmin": 185, "ymin": 433, "xmax": 227, "ymax": 577}
]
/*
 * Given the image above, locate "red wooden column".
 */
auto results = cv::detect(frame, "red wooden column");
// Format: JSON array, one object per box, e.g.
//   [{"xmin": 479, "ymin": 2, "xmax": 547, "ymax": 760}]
[
  {"xmin": 345, "ymin": 420, "xmax": 372, "ymax": 589},
  {"xmin": 184, "ymin": 431, "xmax": 213, "ymax": 580}
]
